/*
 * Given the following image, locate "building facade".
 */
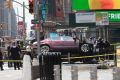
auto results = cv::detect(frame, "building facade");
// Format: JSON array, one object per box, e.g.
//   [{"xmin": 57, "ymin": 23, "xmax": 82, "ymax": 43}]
[{"xmin": 0, "ymin": 0, "xmax": 17, "ymax": 39}]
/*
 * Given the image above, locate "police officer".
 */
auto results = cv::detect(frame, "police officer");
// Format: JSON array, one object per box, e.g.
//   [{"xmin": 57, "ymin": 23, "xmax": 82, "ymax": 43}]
[
  {"xmin": 10, "ymin": 42, "xmax": 21, "ymax": 70},
  {"xmin": 0, "ymin": 48, "xmax": 4, "ymax": 71},
  {"xmin": 7, "ymin": 43, "xmax": 13, "ymax": 67},
  {"xmin": 104, "ymin": 40, "xmax": 110, "ymax": 53}
]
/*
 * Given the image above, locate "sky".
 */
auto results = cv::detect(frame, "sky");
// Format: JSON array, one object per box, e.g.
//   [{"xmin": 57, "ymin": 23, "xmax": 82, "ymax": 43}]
[{"xmin": 12, "ymin": 0, "xmax": 34, "ymax": 40}]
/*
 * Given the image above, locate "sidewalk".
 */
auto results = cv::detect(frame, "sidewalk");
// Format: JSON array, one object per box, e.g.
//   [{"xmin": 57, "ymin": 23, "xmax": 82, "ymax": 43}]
[
  {"xmin": 0, "ymin": 62, "xmax": 22, "ymax": 80},
  {"xmin": 62, "ymin": 64, "xmax": 113, "ymax": 80},
  {"xmin": 0, "ymin": 62, "xmax": 114, "ymax": 80}
]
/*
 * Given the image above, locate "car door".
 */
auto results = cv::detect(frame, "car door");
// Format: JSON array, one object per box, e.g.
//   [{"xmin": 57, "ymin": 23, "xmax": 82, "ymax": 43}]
[
  {"xmin": 62, "ymin": 36, "xmax": 78, "ymax": 50},
  {"xmin": 50, "ymin": 37, "xmax": 64, "ymax": 50}
]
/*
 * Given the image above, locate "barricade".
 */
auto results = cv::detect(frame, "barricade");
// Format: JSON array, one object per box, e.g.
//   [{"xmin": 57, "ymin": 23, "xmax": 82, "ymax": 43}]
[
  {"xmin": 39, "ymin": 52, "xmax": 61, "ymax": 80},
  {"xmin": 71, "ymin": 65, "xmax": 78, "ymax": 80},
  {"xmin": 62, "ymin": 53, "xmax": 115, "ymax": 63},
  {"xmin": 54, "ymin": 65, "xmax": 61, "ymax": 80},
  {"xmin": 22, "ymin": 54, "xmax": 32, "ymax": 80},
  {"xmin": 64, "ymin": 65, "xmax": 120, "ymax": 80},
  {"xmin": 113, "ymin": 67, "xmax": 120, "ymax": 80},
  {"xmin": 70, "ymin": 65, "xmax": 97, "ymax": 80},
  {"xmin": 32, "ymin": 58, "xmax": 40, "ymax": 80}
]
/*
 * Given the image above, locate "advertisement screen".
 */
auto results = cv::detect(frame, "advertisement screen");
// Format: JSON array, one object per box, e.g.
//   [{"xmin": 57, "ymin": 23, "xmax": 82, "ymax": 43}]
[
  {"xmin": 96, "ymin": 11, "xmax": 120, "ymax": 22},
  {"xmin": 72, "ymin": 0, "xmax": 120, "ymax": 11},
  {"xmin": 109, "ymin": 11, "xmax": 120, "ymax": 22}
]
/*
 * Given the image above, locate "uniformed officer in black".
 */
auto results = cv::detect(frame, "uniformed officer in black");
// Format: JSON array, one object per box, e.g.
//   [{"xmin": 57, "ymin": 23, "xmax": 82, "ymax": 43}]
[
  {"xmin": 0, "ymin": 48, "xmax": 4, "ymax": 71},
  {"xmin": 10, "ymin": 42, "xmax": 21, "ymax": 70}
]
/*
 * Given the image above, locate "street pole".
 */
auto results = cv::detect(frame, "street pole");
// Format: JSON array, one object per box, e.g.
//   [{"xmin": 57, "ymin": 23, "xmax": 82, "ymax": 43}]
[
  {"xmin": 34, "ymin": 0, "xmax": 41, "ymax": 56},
  {"xmin": 37, "ymin": 26, "xmax": 41, "ymax": 56},
  {"xmin": 8, "ymin": 8, "xmax": 11, "ymax": 37},
  {"xmin": 23, "ymin": 2, "xmax": 26, "ymax": 45},
  {"xmin": 106, "ymin": 27, "xmax": 109, "ymax": 41},
  {"xmin": 23, "ymin": 2, "xmax": 25, "ymax": 32},
  {"xmin": 103, "ymin": 27, "xmax": 106, "ymax": 41}
]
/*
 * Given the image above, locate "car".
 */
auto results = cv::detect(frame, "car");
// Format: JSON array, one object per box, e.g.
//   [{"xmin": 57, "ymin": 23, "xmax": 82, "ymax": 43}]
[
  {"xmin": 32, "ymin": 36, "xmax": 79, "ymax": 53},
  {"xmin": 32, "ymin": 36, "xmax": 96, "ymax": 62}
]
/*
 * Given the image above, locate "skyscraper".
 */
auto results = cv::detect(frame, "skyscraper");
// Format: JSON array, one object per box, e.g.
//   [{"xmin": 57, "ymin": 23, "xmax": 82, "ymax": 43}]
[{"xmin": 0, "ymin": 0, "xmax": 17, "ymax": 38}]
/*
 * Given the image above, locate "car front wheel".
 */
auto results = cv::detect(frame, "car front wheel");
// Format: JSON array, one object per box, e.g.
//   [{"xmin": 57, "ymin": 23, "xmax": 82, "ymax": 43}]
[{"xmin": 40, "ymin": 45, "xmax": 50, "ymax": 53}]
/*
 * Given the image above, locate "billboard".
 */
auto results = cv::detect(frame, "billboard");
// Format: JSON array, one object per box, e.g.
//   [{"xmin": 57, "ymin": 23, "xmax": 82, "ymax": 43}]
[
  {"xmin": 96, "ymin": 11, "xmax": 120, "ymax": 22},
  {"xmin": 55, "ymin": 0, "xmax": 64, "ymax": 17},
  {"xmin": 72, "ymin": 0, "xmax": 120, "ymax": 11},
  {"xmin": 69, "ymin": 12, "xmax": 96, "ymax": 27},
  {"xmin": 96, "ymin": 12, "xmax": 109, "ymax": 25},
  {"xmin": 18, "ymin": 21, "xmax": 25, "ymax": 38},
  {"xmin": 75, "ymin": 12, "xmax": 95, "ymax": 23},
  {"xmin": 109, "ymin": 11, "xmax": 120, "ymax": 22}
]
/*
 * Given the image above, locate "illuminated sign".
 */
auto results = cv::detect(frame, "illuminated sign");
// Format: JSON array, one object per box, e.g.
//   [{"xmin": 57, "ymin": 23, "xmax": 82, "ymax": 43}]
[
  {"xmin": 76, "ymin": 12, "xmax": 95, "ymax": 23},
  {"xmin": 72, "ymin": 0, "xmax": 120, "ymax": 11},
  {"xmin": 109, "ymin": 11, "xmax": 120, "ymax": 22}
]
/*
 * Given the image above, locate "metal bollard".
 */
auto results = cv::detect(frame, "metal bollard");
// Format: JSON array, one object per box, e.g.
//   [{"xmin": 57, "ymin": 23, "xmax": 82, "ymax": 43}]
[
  {"xmin": 22, "ymin": 55, "xmax": 32, "ymax": 80},
  {"xmin": 54, "ymin": 65, "xmax": 61, "ymax": 80},
  {"xmin": 113, "ymin": 67, "xmax": 120, "ymax": 80},
  {"xmin": 90, "ymin": 66, "xmax": 97, "ymax": 80},
  {"xmin": 68, "ymin": 52, "xmax": 71, "ymax": 64},
  {"xmin": 71, "ymin": 66, "xmax": 78, "ymax": 80}
]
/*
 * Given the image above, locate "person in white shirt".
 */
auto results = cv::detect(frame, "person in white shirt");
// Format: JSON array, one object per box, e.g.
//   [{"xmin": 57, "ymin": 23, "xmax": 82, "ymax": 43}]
[{"xmin": 26, "ymin": 43, "xmax": 33, "ymax": 60}]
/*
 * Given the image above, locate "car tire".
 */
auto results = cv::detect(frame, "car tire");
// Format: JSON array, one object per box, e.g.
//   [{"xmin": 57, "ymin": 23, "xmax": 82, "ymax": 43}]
[{"xmin": 40, "ymin": 45, "xmax": 50, "ymax": 53}]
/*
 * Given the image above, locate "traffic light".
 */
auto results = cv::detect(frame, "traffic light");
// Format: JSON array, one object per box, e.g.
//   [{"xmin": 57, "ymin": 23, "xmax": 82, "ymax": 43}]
[
  {"xmin": 6, "ymin": 0, "xmax": 11, "ymax": 9},
  {"xmin": 29, "ymin": 0, "xmax": 34, "ymax": 14}
]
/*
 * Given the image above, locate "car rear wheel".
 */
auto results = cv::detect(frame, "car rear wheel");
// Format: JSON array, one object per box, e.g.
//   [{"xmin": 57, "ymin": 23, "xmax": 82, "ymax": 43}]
[{"xmin": 40, "ymin": 45, "xmax": 50, "ymax": 53}]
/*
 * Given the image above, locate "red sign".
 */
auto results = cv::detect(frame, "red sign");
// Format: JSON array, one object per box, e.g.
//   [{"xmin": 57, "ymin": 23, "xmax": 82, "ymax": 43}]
[
  {"xmin": 35, "ymin": 24, "xmax": 40, "ymax": 30},
  {"xmin": 55, "ymin": 0, "xmax": 64, "ymax": 20},
  {"xmin": 29, "ymin": 0, "xmax": 33, "ymax": 3},
  {"xmin": 18, "ymin": 21, "xmax": 23, "ymax": 29},
  {"xmin": 18, "ymin": 21, "xmax": 25, "ymax": 37}
]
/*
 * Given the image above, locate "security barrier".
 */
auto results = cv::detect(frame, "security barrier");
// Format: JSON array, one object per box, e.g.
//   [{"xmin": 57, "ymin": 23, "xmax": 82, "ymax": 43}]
[
  {"xmin": 62, "ymin": 65, "xmax": 120, "ymax": 80},
  {"xmin": 39, "ymin": 52, "xmax": 61, "ymax": 80},
  {"xmin": 62, "ymin": 53, "xmax": 115, "ymax": 60},
  {"xmin": 22, "ymin": 54, "xmax": 32, "ymax": 80},
  {"xmin": 0, "ymin": 53, "xmax": 115, "ymax": 63},
  {"xmin": 0, "ymin": 60, "xmax": 22, "ymax": 62}
]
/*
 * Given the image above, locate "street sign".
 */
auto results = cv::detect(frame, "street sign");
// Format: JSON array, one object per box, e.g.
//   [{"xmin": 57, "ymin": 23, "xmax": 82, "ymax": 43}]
[{"xmin": 31, "ymin": 19, "xmax": 39, "ymax": 24}]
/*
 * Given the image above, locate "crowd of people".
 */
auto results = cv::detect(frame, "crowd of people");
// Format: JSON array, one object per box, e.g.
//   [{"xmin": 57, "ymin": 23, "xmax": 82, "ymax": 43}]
[{"xmin": 0, "ymin": 41, "xmax": 33, "ymax": 71}]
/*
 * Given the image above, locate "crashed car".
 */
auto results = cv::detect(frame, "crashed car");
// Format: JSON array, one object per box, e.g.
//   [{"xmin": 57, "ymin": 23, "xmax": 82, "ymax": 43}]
[{"xmin": 32, "ymin": 36, "xmax": 79, "ymax": 53}]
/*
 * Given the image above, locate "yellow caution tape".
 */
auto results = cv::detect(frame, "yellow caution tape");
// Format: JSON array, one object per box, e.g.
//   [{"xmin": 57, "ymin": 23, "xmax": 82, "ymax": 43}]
[
  {"xmin": 111, "ymin": 43, "xmax": 120, "ymax": 46},
  {"xmin": 0, "ymin": 60, "xmax": 22, "ymax": 62},
  {"xmin": 61, "ymin": 54, "xmax": 115, "ymax": 60}
]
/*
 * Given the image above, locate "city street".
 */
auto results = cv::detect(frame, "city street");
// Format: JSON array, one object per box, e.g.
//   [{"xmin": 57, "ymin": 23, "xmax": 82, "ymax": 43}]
[{"xmin": 0, "ymin": 0, "xmax": 120, "ymax": 80}]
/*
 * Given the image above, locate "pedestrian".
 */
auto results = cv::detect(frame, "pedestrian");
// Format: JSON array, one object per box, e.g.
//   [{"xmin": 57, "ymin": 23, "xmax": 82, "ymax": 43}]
[
  {"xmin": 72, "ymin": 31, "xmax": 77, "ymax": 43},
  {"xmin": 0, "ymin": 48, "xmax": 4, "ymax": 71},
  {"xmin": 7, "ymin": 43, "xmax": 13, "ymax": 67},
  {"xmin": 26, "ymin": 43, "xmax": 33, "ymax": 60},
  {"xmin": 10, "ymin": 42, "xmax": 21, "ymax": 70}
]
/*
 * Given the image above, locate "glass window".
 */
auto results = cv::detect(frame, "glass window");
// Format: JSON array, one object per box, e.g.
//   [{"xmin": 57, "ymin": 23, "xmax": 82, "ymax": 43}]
[
  {"xmin": 62, "ymin": 36, "xmax": 74, "ymax": 41},
  {"xmin": 50, "ymin": 37, "xmax": 61, "ymax": 41}
]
